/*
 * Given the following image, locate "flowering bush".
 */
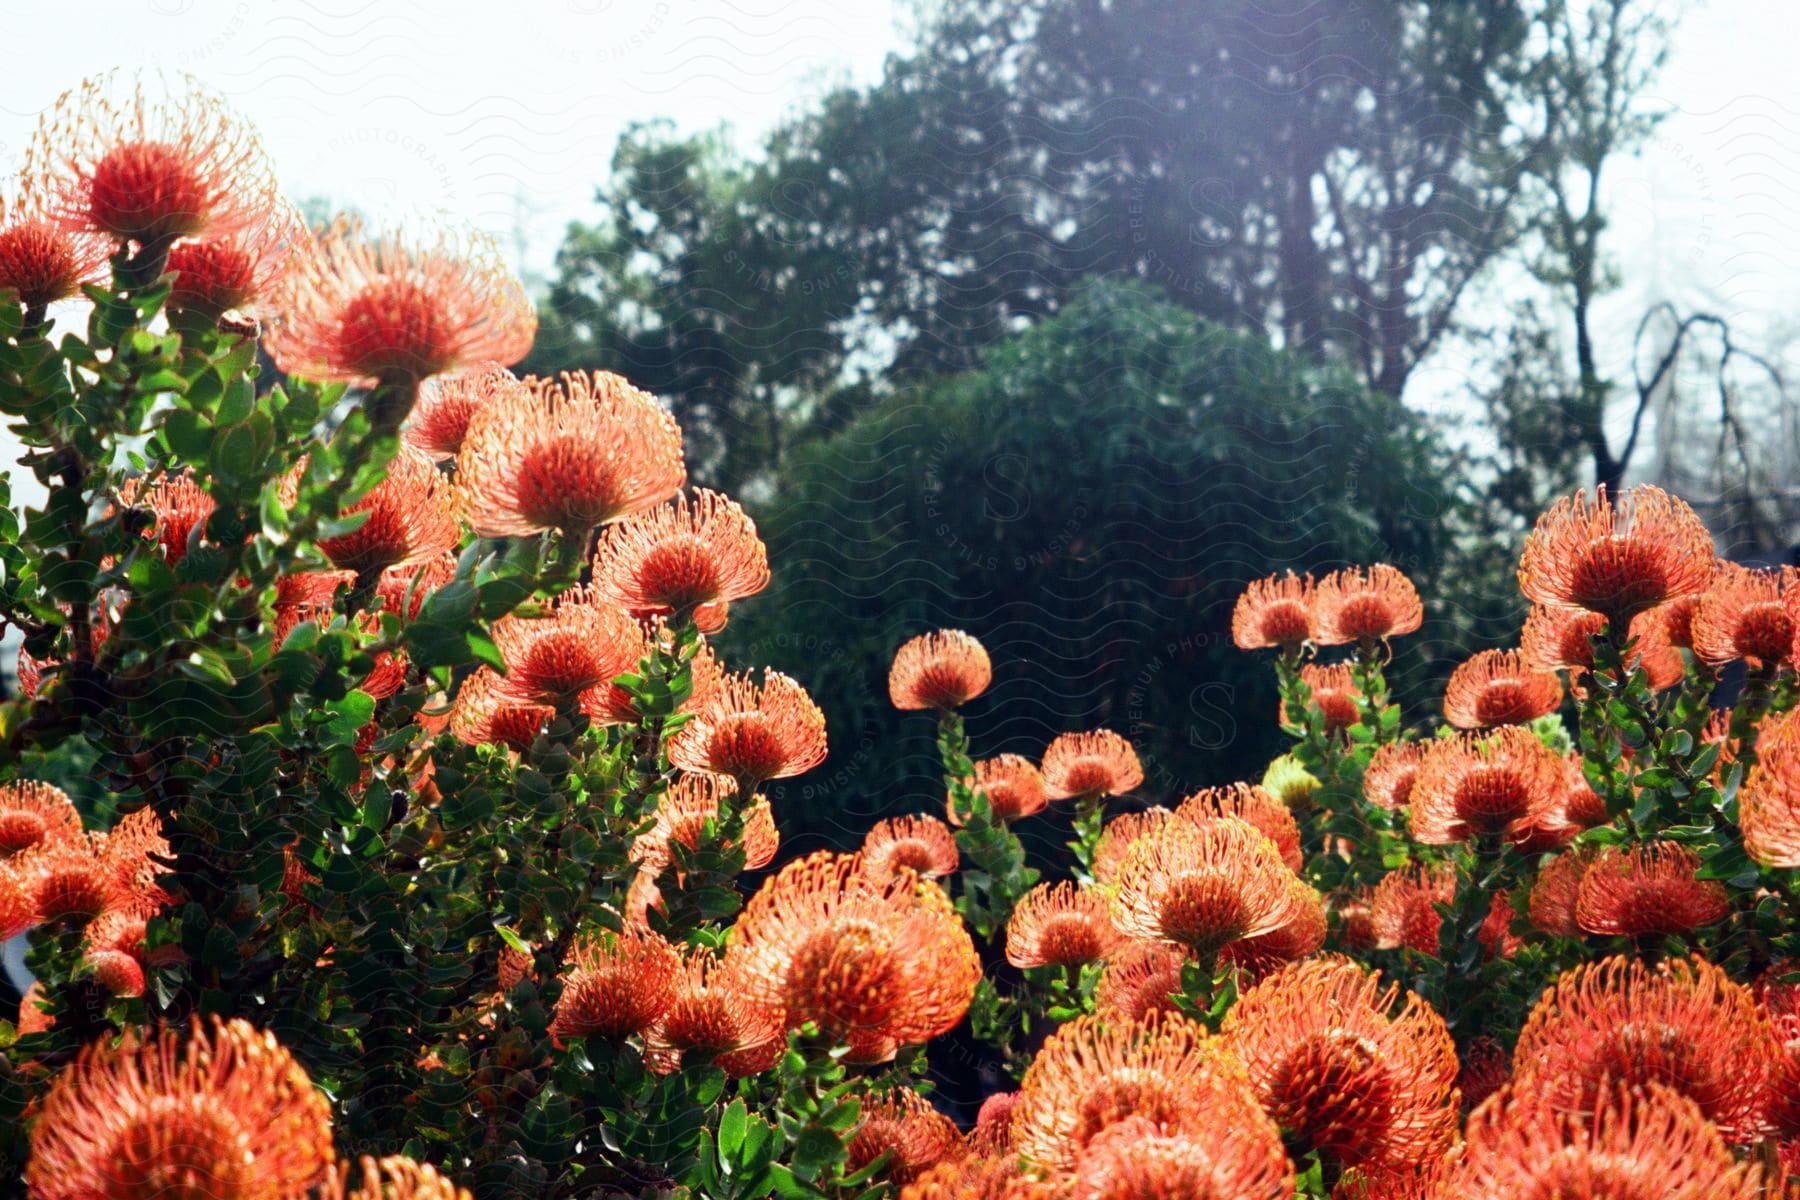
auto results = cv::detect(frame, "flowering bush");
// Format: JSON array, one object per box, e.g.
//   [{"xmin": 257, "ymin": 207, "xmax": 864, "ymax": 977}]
[{"xmin": 3, "ymin": 71, "xmax": 1800, "ymax": 1200}]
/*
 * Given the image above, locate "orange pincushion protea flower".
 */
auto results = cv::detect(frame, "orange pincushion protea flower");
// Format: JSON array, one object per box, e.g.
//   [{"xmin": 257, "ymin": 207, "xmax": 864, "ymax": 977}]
[
  {"xmin": 1476, "ymin": 889, "xmax": 1521, "ymax": 961},
  {"xmin": 1518, "ymin": 485, "xmax": 1717, "ymax": 625},
  {"xmin": 1311, "ymin": 565, "xmax": 1423, "ymax": 647},
  {"xmin": 1220, "ymin": 877, "xmax": 1328, "ymax": 981},
  {"xmin": 268, "ymin": 214, "xmax": 534, "ymax": 387},
  {"xmin": 305, "ymin": 445, "xmax": 460, "ymax": 577},
  {"xmin": 898, "ymin": 1155, "xmax": 1034, "ymax": 1200},
  {"xmin": 25, "ymin": 1016, "xmax": 334, "ymax": 1200},
  {"xmin": 728, "ymin": 852, "xmax": 979, "ymax": 1061},
  {"xmin": 1572, "ymin": 841, "xmax": 1728, "ymax": 939},
  {"xmin": 0, "ymin": 175, "xmax": 110, "ymax": 309},
  {"xmin": 1069, "ymin": 1110, "xmax": 1296, "ymax": 1200},
  {"xmin": 1457, "ymin": 1037, "xmax": 1510, "ymax": 1112},
  {"xmin": 1407, "ymin": 727, "xmax": 1564, "ymax": 845},
  {"xmin": 1527, "ymin": 846, "xmax": 1595, "ymax": 938},
  {"xmin": 1232, "ymin": 571, "xmax": 1315, "ymax": 651},
  {"xmin": 952, "ymin": 754, "xmax": 1049, "ymax": 825},
  {"xmin": 457, "ymin": 369, "xmax": 686, "ymax": 537},
  {"xmin": 28, "ymin": 72, "xmax": 280, "ymax": 246},
  {"xmin": 1110, "ymin": 815, "xmax": 1304, "ymax": 958},
  {"xmin": 1691, "ymin": 561, "xmax": 1796, "ymax": 668},
  {"xmin": 376, "ymin": 551, "xmax": 457, "ymax": 622},
  {"xmin": 1520, "ymin": 603, "xmax": 1684, "ymax": 688},
  {"xmin": 1511, "ymin": 754, "xmax": 1609, "ymax": 856},
  {"xmin": 1281, "ymin": 663, "xmax": 1363, "ymax": 734},
  {"xmin": 491, "ymin": 585, "xmax": 641, "ymax": 714},
  {"xmin": 1175, "ymin": 783, "xmax": 1302, "ymax": 871},
  {"xmin": 1094, "ymin": 942, "xmax": 1189, "ymax": 1023},
  {"xmin": 591, "ymin": 489, "xmax": 770, "ymax": 620},
  {"xmin": 122, "ymin": 471, "xmax": 215, "ymax": 566},
  {"xmin": 1090, "ymin": 810, "xmax": 1169, "ymax": 887},
  {"xmin": 1743, "ymin": 708, "xmax": 1800, "ymax": 868},
  {"xmin": 1511, "ymin": 955, "xmax": 1778, "ymax": 1140},
  {"xmin": 1368, "ymin": 862, "xmax": 1455, "ymax": 957},
  {"xmin": 668, "ymin": 668, "xmax": 828, "ymax": 790},
  {"xmin": 1041, "ymin": 730, "xmax": 1143, "ymax": 802},
  {"xmin": 403, "ymin": 362, "xmax": 524, "ymax": 460},
  {"xmin": 5, "ymin": 808, "xmax": 170, "ymax": 939},
  {"xmin": 972, "ymin": 1093, "xmax": 1018, "ymax": 1155},
  {"xmin": 548, "ymin": 927, "xmax": 682, "ymax": 1045},
  {"xmin": 1005, "ymin": 882, "xmax": 1123, "ymax": 969},
  {"xmin": 1654, "ymin": 592, "xmax": 1702, "ymax": 649},
  {"xmin": 862, "ymin": 815, "xmax": 960, "ymax": 884},
  {"xmin": 448, "ymin": 667, "xmax": 554, "ymax": 753},
  {"xmin": 889, "ymin": 629, "xmax": 993, "ymax": 711},
  {"xmin": 631, "ymin": 774, "xmax": 779, "ymax": 874},
  {"xmin": 1009, "ymin": 1011, "xmax": 1237, "ymax": 1172},
  {"xmin": 847, "ymin": 1088, "xmax": 967, "ymax": 1185},
  {"xmin": 1756, "ymin": 965, "xmax": 1800, "ymax": 1139},
  {"xmin": 0, "ymin": 779, "xmax": 84, "ymax": 860},
  {"xmin": 165, "ymin": 199, "xmax": 308, "ymax": 317},
  {"xmin": 1222, "ymin": 957, "xmax": 1459, "ymax": 1173},
  {"xmin": 1441, "ymin": 649, "xmax": 1563, "ymax": 729},
  {"xmin": 645, "ymin": 946, "xmax": 783, "ymax": 1075},
  {"xmin": 1447, "ymin": 1083, "xmax": 1761, "ymax": 1200},
  {"xmin": 321, "ymin": 1156, "xmax": 473, "ymax": 1200},
  {"xmin": 1362, "ymin": 742, "xmax": 1424, "ymax": 811}
]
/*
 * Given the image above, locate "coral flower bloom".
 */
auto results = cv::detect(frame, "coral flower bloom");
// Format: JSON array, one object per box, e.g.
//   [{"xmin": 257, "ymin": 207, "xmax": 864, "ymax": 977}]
[
  {"xmin": 950, "ymin": 754, "xmax": 1049, "ymax": 825},
  {"xmin": 591, "ymin": 489, "xmax": 770, "ymax": 620},
  {"xmin": 1072, "ymin": 1114, "xmax": 1296, "ymax": 1200},
  {"xmin": 165, "ymin": 199, "xmax": 308, "ymax": 318},
  {"xmin": 457, "ymin": 369, "xmax": 686, "ymax": 537},
  {"xmin": 1511, "ymin": 955, "xmax": 1778, "ymax": 1141},
  {"xmin": 1280, "ymin": 663, "xmax": 1364, "ymax": 734},
  {"xmin": 1526, "ymin": 846, "xmax": 1595, "ymax": 939},
  {"xmin": 1518, "ymin": 485, "xmax": 1717, "ymax": 626},
  {"xmin": 1654, "ymin": 592, "xmax": 1702, "ymax": 649},
  {"xmin": 728, "ymin": 852, "xmax": 979, "ymax": 1061},
  {"xmin": 848, "ymin": 1088, "xmax": 967, "ymax": 1186},
  {"xmin": 667, "ymin": 668, "xmax": 829, "ymax": 791},
  {"xmin": 297, "ymin": 445, "xmax": 460, "ymax": 578},
  {"xmin": 1476, "ymin": 889, "xmax": 1521, "ymax": 961},
  {"xmin": 1110, "ymin": 815, "xmax": 1303, "ymax": 958},
  {"xmin": 0, "ymin": 177, "xmax": 111, "ymax": 310},
  {"xmin": 889, "ymin": 629, "xmax": 993, "ymax": 711},
  {"xmin": 1692, "ymin": 561, "xmax": 1796, "ymax": 668},
  {"xmin": 1009, "ymin": 1011, "xmax": 1245, "ymax": 1172},
  {"xmin": 1407, "ymin": 727, "xmax": 1565, "ymax": 846},
  {"xmin": 631, "ymin": 774, "xmax": 780, "ymax": 875},
  {"xmin": 490, "ymin": 586, "xmax": 642, "ymax": 715},
  {"xmin": 1442, "ymin": 649, "xmax": 1563, "ymax": 729},
  {"xmin": 1573, "ymin": 841, "xmax": 1728, "ymax": 940},
  {"xmin": 1040, "ymin": 730, "xmax": 1143, "ymax": 802},
  {"xmin": 376, "ymin": 550, "xmax": 457, "ymax": 621},
  {"xmin": 323, "ymin": 1156, "xmax": 474, "ymax": 1200},
  {"xmin": 1520, "ymin": 603, "xmax": 1684, "ymax": 688},
  {"xmin": 1175, "ymin": 783, "xmax": 1302, "ymax": 872},
  {"xmin": 1006, "ymin": 882, "xmax": 1123, "ymax": 969},
  {"xmin": 25, "ymin": 1016, "xmax": 334, "ymax": 1200},
  {"xmin": 448, "ymin": 667, "xmax": 554, "ymax": 753},
  {"xmin": 1362, "ymin": 741, "xmax": 1425, "ymax": 811},
  {"xmin": 0, "ymin": 780, "xmax": 84, "ymax": 861},
  {"xmin": 269, "ymin": 215, "xmax": 534, "ymax": 389},
  {"xmin": 644, "ymin": 946, "xmax": 784, "ymax": 1076},
  {"xmin": 1232, "ymin": 571, "xmax": 1315, "ymax": 651},
  {"xmin": 1743, "ymin": 708, "xmax": 1800, "ymax": 868},
  {"xmin": 1094, "ymin": 942, "xmax": 1190, "ymax": 1023},
  {"xmin": 862, "ymin": 815, "xmax": 960, "ymax": 884},
  {"xmin": 1368, "ymin": 862, "xmax": 1456, "ymax": 957},
  {"xmin": 548, "ymin": 927, "xmax": 682, "ymax": 1044},
  {"xmin": 897, "ymin": 1155, "xmax": 1031, "ymax": 1200},
  {"xmin": 1448, "ymin": 1083, "xmax": 1761, "ymax": 1200},
  {"xmin": 122, "ymin": 471, "xmax": 216, "ymax": 566},
  {"xmin": 403, "ymin": 362, "xmax": 524, "ymax": 461},
  {"xmin": 28, "ymin": 72, "xmax": 280, "ymax": 246},
  {"xmin": 1222, "ymin": 957, "xmax": 1460, "ymax": 1173},
  {"xmin": 1220, "ymin": 878, "xmax": 1328, "ymax": 981},
  {"xmin": 1456, "ymin": 1037, "xmax": 1510, "ymax": 1112},
  {"xmin": 1757, "ymin": 965, "xmax": 1800, "ymax": 1139},
  {"xmin": 1310, "ymin": 564, "xmax": 1423, "ymax": 647}
]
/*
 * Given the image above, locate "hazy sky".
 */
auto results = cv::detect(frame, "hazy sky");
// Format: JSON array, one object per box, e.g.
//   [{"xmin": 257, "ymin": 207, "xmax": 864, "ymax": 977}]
[{"xmin": 0, "ymin": 0, "xmax": 1794, "ymax": 433}]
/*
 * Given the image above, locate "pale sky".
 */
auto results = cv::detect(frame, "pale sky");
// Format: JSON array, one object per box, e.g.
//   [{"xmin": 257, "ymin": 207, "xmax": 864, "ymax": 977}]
[{"xmin": 0, "ymin": 0, "xmax": 1795, "ymax": 456}]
